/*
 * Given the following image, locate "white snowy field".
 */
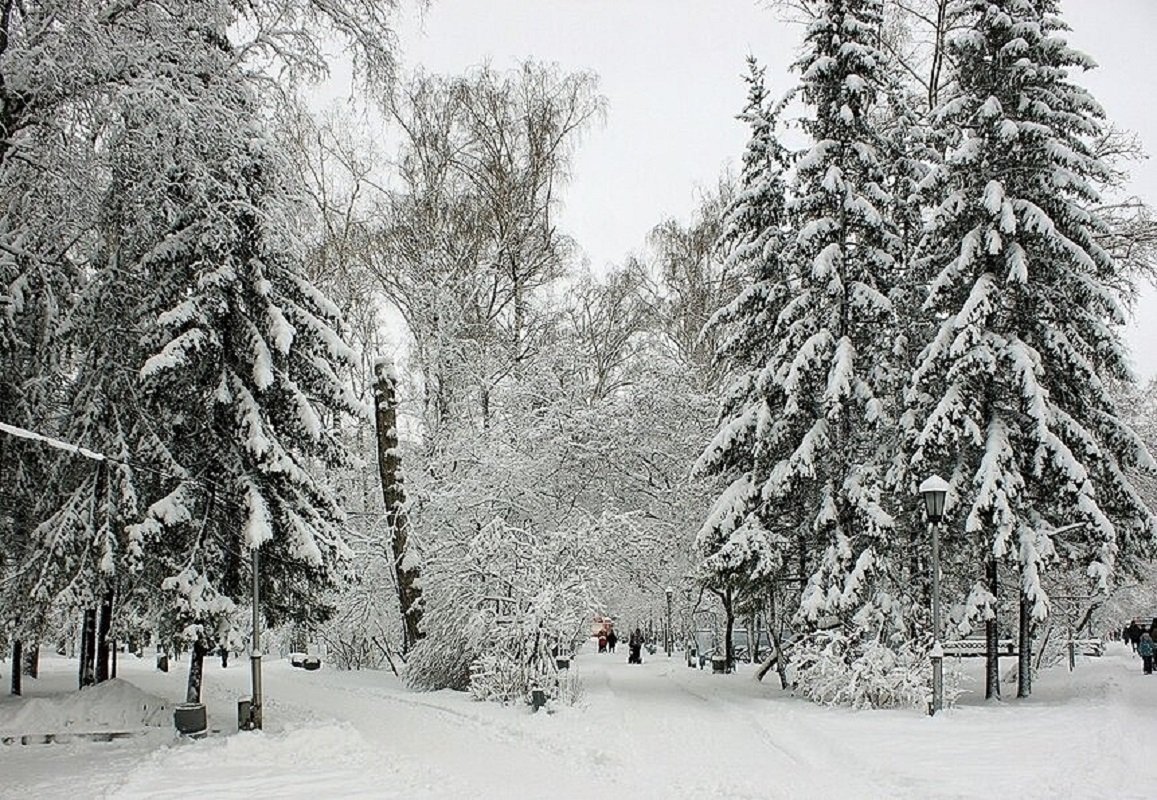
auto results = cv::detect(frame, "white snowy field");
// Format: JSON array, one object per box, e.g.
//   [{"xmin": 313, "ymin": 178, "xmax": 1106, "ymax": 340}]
[{"xmin": 2, "ymin": 643, "xmax": 1156, "ymax": 799}]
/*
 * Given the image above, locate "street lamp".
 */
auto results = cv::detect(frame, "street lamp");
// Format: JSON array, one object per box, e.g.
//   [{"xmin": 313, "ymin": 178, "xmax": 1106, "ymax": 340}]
[
  {"xmin": 665, "ymin": 587, "xmax": 674, "ymax": 658},
  {"xmin": 682, "ymin": 587, "xmax": 692, "ymax": 646},
  {"xmin": 249, "ymin": 544, "xmax": 264, "ymax": 730},
  {"xmin": 919, "ymin": 474, "xmax": 950, "ymax": 716}
]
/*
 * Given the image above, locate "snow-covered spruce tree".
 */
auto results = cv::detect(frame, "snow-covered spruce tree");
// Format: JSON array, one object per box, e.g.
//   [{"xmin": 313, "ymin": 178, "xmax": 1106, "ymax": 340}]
[
  {"xmin": 127, "ymin": 69, "xmax": 361, "ymax": 701},
  {"xmin": 874, "ymin": 44, "xmax": 940, "ymax": 662},
  {"xmin": 770, "ymin": 0, "xmax": 922, "ymax": 707},
  {"xmin": 11, "ymin": 74, "xmax": 209, "ymax": 657},
  {"xmin": 906, "ymin": 0, "xmax": 1157, "ymax": 699},
  {"xmin": 695, "ymin": 57, "xmax": 793, "ymax": 670},
  {"xmin": 1, "ymin": 1, "xmax": 400, "ymax": 680},
  {"xmin": 0, "ymin": 0, "xmax": 235, "ymax": 664},
  {"xmin": 0, "ymin": 0, "xmax": 105, "ymax": 657}
]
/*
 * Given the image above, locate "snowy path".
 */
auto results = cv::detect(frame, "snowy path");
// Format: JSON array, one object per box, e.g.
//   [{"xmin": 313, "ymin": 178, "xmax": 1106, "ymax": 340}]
[{"xmin": 4, "ymin": 644, "xmax": 1157, "ymax": 799}]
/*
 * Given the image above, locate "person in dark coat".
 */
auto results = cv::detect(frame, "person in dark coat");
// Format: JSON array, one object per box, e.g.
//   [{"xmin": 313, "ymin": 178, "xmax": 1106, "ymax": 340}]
[
  {"xmin": 607, "ymin": 629, "xmax": 618, "ymax": 653},
  {"xmin": 1140, "ymin": 633, "xmax": 1154, "ymax": 675},
  {"xmin": 628, "ymin": 627, "xmax": 643, "ymax": 664},
  {"xmin": 1126, "ymin": 620, "xmax": 1143, "ymax": 653},
  {"xmin": 597, "ymin": 631, "xmax": 607, "ymax": 653}
]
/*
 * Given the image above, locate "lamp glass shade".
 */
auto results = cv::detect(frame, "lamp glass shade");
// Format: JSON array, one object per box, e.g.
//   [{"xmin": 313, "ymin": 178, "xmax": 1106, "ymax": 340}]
[{"xmin": 919, "ymin": 475, "xmax": 950, "ymax": 522}]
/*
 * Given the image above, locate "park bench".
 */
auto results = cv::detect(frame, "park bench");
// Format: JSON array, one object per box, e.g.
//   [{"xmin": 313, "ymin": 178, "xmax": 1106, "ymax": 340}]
[
  {"xmin": 0, "ymin": 730, "xmax": 142, "ymax": 746},
  {"xmin": 1065, "ymin": 638, "xmax": 1104, "ymax": 657},
  {"xmin": 940, "ymin": 637, "xmax": 1103, "ymax": 658},
  {"xmin": 941, "ymin": 638, "xmax": 1017, "ymax": 657}
]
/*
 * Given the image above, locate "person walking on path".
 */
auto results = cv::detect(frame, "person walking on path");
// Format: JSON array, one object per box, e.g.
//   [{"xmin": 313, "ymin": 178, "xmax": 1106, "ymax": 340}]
[
  {"xmin": 628, "ymin": 627, "xmax": 643, "ymax": 665},
  {"xmin": 1127, "ymin": 620, "xmax": 1143, "ymax": 653},
  {"xmin": 607, "ymin": 629, "xmax": 618, "ymax": 653},
  {"xmin": 1139, "ymin": 632, "xmax": 1154, "ymax": 675}
]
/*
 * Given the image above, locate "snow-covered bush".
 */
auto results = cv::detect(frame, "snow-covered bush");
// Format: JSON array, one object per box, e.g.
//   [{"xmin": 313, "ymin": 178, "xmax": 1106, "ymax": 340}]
[
  {"xmin": 788, "ymin": 630, "xmax": 932, "ymax": 710},
  {"xmin": 468, "ymin": 653, "xmax": 535, "ymax": 704},
  {"xmin": 405, "ymin": 596, "xmax": 483, "ymax": 692},
  {"xmin": 317, "ymin": 520, "xmax": 405, "ymax": 671},
  {"xmin": 407, "ymin": 519, "xmax": 594, "ymax": 704}
]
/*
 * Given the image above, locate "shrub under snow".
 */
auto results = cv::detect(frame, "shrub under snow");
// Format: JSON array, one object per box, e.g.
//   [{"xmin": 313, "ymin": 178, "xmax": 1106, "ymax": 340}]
[{"xmin": 788, "ymin": 631, "xmax": 933, "ymax": 710}]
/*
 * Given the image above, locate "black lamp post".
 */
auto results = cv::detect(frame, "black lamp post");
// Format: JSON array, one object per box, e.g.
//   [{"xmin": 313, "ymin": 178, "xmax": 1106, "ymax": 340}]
[
  {"xmin": 920, "ymin": 474, "xmax": 949, "ymax": 716},
  {"xmin": 665, "ymin": 587, "xmax": 674, "ymax": 657},
  {"xmin": 249, "ymin": 544, "xmax": 264, "ymax": 730}
]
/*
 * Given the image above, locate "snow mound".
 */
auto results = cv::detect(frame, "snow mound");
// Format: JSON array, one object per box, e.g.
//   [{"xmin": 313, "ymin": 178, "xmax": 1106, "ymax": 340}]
[
  {"xmin": 0, "ymin": 679, "xmax": 171, "ymax": 734},
  {"xmin": 114, "ymin": 723, "xmax": 410, "ymax": 798}
]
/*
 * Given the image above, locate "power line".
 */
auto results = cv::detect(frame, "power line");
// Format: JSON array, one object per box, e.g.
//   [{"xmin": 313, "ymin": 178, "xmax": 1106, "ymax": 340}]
[
  {"xmin": 0, "ymin": 420, "xmax": 110, "ymax": 464},
  {"xmin": 0, "ymin": 418, "xmax": 367, "ymax": 573},
  {"xmin": 0, "ymin": 419, "xmax": 193, "ymax": 487}
]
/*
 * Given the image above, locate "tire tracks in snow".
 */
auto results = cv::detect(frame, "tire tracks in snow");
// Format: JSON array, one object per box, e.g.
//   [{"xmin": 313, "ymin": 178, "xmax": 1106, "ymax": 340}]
[{"xmin": 264, "ymin": 665, "xmax": 631, "ymax": 797}]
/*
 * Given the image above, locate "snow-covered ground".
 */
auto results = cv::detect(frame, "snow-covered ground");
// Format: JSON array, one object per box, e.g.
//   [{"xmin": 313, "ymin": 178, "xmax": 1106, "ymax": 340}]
[{"xmin": 3, "ymin": 643, "xmax": 1155, "ymax": 799}]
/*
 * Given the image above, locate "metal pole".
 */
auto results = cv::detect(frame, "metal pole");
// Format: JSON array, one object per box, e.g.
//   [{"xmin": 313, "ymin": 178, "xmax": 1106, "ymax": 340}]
[
  {"xmin": 1068, "ymin": 611, "xmax": 1075, "ymax": 672},
  {"xmin": 930, "ymin": 520, "xmax": 943, "ymax": 715},
  {"xmin": 666, "ymin": 591, "xmax": 673, "ymax": 657},
  {"xmin": 250, "ymin": 545, "xmax": 263, "ymax": 730}
]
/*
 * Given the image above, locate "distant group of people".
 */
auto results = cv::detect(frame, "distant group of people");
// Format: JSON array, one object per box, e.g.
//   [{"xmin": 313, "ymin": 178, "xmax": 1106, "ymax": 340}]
[
  {"xmin": 595, "ymin": 625, "xmax": 645, "ymax": 665},
  {"xmin": 1123, "ymin": 619, "xmax": 1157, "ymax": 675}
]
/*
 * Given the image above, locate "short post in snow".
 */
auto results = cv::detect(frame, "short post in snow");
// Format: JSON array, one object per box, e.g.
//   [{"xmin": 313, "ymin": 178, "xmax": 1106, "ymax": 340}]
[{"xmin": 920, "ymin": 475, "xmax": 950, "ymax": 716}]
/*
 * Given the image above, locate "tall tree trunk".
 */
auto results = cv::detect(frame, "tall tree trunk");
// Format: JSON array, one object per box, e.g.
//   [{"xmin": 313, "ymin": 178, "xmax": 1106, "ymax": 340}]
[
  {"xmin": 186, "ymin": 640, "xmax": 207, "ymax": 703},
  {"xmin": 110, "ymin": 642, "xmax": 117, "ymax": 679},
  {"xmin": 79, "ymin": 608, "xmax": 97, "ymax": 688},
  {"xmin": 722, "ymin": 586, "xmax": 735, "ymax": 671},
  {"xmin": 984, "ymin": 556, "xmax": 1001, "ymax": 700},
  {"xmin": 1017, "ymin": 589, "xmax": 1033, "ymax": 698},
  {"xmin": 748, "ymin": 617, "xmax": 757, "ymax": 664},
  {"xmin": 95, "ymin": 587, "xmax": 114, "ymax": 683},
  {"xmin": 22, "ymin": 640, "xmax": 38, "ymax": 679},
  {"xmin": 757, "ymin": 591, "xmax": 790, "ymax": 689},
  {"xmin": 373, "ymin": 357, "xmax": 424, "ymax": 652},
  {"xmin": 927, "ymin": 0, "xmax": 950, "ymax": 110},
  {"xmin": 10, "ymin": 639, "xmax": 21, "ymax": 696}
]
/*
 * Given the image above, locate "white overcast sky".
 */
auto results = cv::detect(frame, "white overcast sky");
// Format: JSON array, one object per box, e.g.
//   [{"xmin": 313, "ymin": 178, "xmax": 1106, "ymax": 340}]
[{"xmin": 326, "ymin": 0, "xmax": 1157, "ymax": 381}]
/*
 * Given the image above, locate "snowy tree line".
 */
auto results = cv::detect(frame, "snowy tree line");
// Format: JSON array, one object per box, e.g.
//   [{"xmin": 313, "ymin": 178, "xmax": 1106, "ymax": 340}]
[
  {"xmin": 2, "ymin": 0, "xmax": 1155, "ymax": 713},
  {"xmin": 0, "ymin": 1, "xmax": 718, "ymax": 706},
  {"xmin": 696, "ymin": 0, "xmax": 1157, "ymax": 707},
  {"xmin": 0, "ymin": 0, "xmax": 399, "ymax": 701}
]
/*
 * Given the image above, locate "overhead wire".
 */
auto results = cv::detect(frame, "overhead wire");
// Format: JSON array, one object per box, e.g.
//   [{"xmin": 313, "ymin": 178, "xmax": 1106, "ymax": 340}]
[{"xmin": 0, "ymin": 419, "xmax": 377, "ymax": 572}]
